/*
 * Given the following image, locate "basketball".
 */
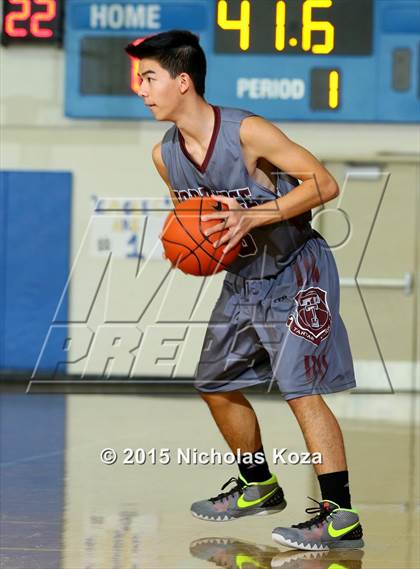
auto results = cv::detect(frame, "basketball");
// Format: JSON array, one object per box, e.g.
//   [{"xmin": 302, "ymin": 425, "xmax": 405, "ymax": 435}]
[{"xmin": 161, "ymin": 197, "xmax": 241, "ymax": 276}]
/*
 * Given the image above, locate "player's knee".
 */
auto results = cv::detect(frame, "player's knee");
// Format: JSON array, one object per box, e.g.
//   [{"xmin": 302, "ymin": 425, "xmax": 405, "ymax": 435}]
[
  {"xmin": 199, "ymin": 391, "xmax": 232, "ymax": 407},
  {"xmin": 287, "ymin": 393, "xmax": 324, "ymax": 411},
  {"xmin": 199, "ymin": 391, "xmax": 218, "ymax": 404}
]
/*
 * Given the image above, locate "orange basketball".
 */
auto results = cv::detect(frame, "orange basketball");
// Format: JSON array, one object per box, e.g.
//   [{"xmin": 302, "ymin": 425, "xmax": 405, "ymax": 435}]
[{"xmin": 161, "ymin": 197, "xmax": 241, "ymax": 276}]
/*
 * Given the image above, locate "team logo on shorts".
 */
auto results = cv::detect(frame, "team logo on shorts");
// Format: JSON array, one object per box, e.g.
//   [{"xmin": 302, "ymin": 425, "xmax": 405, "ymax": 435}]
[{"xmin": 287, "ymin": 287, "xmax": 331, "ymax": 346}]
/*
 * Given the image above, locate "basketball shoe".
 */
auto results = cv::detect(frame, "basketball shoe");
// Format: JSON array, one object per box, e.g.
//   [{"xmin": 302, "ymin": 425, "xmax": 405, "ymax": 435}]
[
  {"xmin": 190, "ymin": 537, "xmax": 279, "ymax": 568},
  {"xmin": 191, "ymin": 474, "xmax": 286, "ymax": 521},
  {"xmin": 272, "ymin": 498, "xmax": 364, "ymax": 551}
]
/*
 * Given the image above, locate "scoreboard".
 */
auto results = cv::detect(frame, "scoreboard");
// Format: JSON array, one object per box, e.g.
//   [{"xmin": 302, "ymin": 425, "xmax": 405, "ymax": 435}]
[
  {"xmin": 64, "ymin": 0, "xmax": 420, "ymax": 122},
  {"xmin": 1, "ymin": 0, "xmax": 63, "ymax": 43}
]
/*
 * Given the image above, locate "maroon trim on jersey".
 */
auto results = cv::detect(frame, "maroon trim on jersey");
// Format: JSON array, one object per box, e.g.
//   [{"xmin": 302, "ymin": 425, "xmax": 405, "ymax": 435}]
[
  {"xmin": 303, "ymin": 250, "xmax": 320, "ymax": 284},
  {"xmin": 304, "ymin": 355, "xmax": 328, "ymax": 382},
  {"xmin": 293, "ymin": 262, "xmax": 304, "ymax": 287},
  {"xmin": 178, "ymin": 105, "xmax": 221, "ymax": 173},
  {"xmin": 308, "ymin": 249, "xmax": 320, "ymax": 283}
]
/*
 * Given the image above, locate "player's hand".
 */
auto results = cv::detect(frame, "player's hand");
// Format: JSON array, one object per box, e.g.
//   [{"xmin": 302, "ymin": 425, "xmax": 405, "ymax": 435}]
[{"xmin": 201, "ymin": 196, "xmax": 256, "ymax": 254}]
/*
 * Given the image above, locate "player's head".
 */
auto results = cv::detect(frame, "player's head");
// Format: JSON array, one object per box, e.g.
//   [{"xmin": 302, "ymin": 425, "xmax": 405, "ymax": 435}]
[{"xmin": 125, "ymin": 30, "xmax": 206, "ymax": 121}]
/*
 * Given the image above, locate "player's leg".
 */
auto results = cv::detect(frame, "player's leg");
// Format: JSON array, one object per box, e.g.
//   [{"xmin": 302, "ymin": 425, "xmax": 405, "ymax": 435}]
[
  {"xmin": 272, "ymin": 394, "xmax": 363, "ymax": 550},
  {"xmin": 266, "ymin": 235, "xmax": 363, "ymax": 549},
  {"xmin": 191, "ymin": 390, "xmax": 287, "ymax": 521},
  {"xmin": 200, "ymin": 391, "xmax": 263, "ymax": 456},
  {"xmin": 191, "ymin": 274, "xmax": 287, "ymax": 521},
  {"xmin": 288, "ymin": 394, "xmax": 348, "ymax": 477}
]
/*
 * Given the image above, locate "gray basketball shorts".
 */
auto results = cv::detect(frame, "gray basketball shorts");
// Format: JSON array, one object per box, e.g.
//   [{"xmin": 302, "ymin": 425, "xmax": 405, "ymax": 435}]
[{"xmin": 195, "ymin": 235, "xmax": 356, "ymax": 400}]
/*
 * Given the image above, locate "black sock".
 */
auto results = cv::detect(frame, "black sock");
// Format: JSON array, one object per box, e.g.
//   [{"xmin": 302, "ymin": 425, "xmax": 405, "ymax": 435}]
[
  {"xmin": 318, "ymin": 470, "xmax": 352, "ymax": 509},
  {"xmin": 237, "ymin": 446, "xmax": 272, "ymax": 483}
]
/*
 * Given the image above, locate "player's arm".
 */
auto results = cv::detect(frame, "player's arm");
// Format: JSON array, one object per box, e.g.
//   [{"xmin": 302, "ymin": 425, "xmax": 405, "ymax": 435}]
[
  {"xmin": 152, "ymin": 142, "xmax": 179, "ymax": 208},
  {"xmin": 240, "ymin": 116, "xmax": 339, "ymax": 227},
  {"xmin": 152, "ymin": 143, "xmax": 179, "ymax": 264}
]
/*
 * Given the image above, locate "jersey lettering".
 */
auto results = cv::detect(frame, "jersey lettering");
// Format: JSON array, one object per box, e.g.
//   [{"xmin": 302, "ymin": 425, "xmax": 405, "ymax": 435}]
[
  {"xmin": 173, "ymin": 186, "xmax": 258, "ymax": 257},
  {"xmin": 173, "ymin": 186, "xmax": 260, "ymax": 209}
]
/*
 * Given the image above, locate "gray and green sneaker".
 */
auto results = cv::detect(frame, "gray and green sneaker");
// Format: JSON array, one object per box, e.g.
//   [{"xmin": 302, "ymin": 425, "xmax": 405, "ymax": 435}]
[
  {"xmin": 191, "ymin": 474, "xmax": 287, "ymax": 522},
  {"xmin": 272, "ymin": 498, "xmax": 364, "ymax": 551}
]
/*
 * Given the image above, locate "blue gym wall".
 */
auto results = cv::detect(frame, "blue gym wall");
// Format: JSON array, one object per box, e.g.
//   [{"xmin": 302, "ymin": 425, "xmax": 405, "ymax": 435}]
[{"xmin": 0, "ymin": 171, "xmax": 72, "ymax": 374}]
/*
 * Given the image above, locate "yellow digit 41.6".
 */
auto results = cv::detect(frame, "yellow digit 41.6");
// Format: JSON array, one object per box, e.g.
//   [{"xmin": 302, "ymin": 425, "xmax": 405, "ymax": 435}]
[
  {"xmin": 302, "ymin": 0, "xmax": 335, "ymax": 54},
  {"xmin": 217, "ymin": 0, "xmax": 251, "ymax": 51}
]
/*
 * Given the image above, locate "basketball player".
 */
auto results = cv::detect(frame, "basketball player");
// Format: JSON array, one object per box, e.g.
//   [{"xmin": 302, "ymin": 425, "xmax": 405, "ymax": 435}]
[{"xmin": 126, "ymin": 31, "xmax": 364, "ymax": 551}]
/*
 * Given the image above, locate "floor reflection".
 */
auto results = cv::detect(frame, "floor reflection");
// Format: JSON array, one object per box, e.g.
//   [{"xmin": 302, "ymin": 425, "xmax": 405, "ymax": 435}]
[
  {"xmin": 270, "ymin": 549, "xmax": 364, "ymax": 569},
  {"xmin": 190, "ymin": 536, "xmax": 279, "ymax": 568},
  {"xmin": 189, "ymin": 537, "xmax": 364, "ymax": 568}
]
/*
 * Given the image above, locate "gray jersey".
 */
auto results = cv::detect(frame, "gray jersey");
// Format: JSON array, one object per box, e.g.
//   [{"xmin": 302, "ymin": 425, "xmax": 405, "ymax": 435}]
[{"xmin": 161, "ymin": 105, "xmax": 314, "ymax": 278}]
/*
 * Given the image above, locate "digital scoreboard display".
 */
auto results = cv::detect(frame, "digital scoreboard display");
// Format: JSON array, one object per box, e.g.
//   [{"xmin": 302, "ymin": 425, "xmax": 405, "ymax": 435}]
[
  {"xmin": 214, "ymin": 0, "xmax": 373, "ymax": 55},
  {"xmin": 1, "ymin": 0, "xmax": 63, "ymax": 44},
  {"xmin": 65, "ymin": 0, "xmax": 420, "ymax": 122}
]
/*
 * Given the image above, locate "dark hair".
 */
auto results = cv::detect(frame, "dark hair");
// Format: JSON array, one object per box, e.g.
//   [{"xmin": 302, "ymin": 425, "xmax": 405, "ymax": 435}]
[{"xmin": 125, "ymin": 30, "xmax": 206, "ymax": 96}]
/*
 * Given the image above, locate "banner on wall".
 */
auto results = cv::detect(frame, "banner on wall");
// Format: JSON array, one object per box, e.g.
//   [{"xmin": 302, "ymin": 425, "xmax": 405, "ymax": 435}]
[{"xmin": 90, "ymin": 196, "xmax": 171, "ymax": 260}]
